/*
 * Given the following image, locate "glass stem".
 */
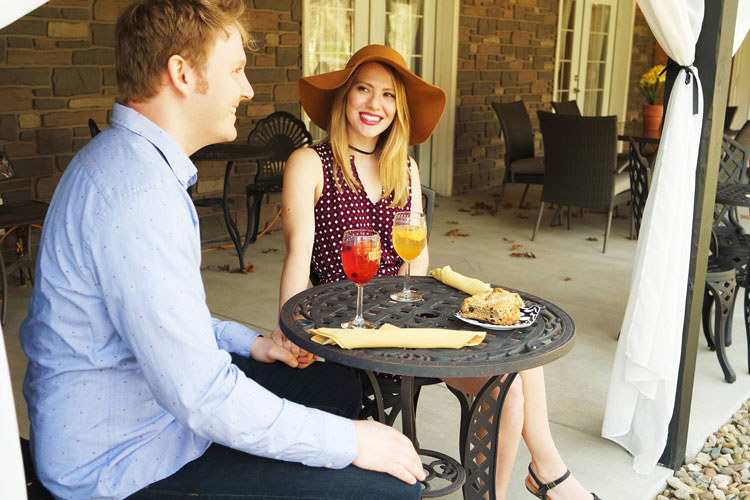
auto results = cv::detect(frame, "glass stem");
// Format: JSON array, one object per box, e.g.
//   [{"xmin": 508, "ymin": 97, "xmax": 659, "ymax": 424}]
[
  {"xmin": 402, "ymin": 261, "xmax": 411, "ymax": 295},
  {"xmin": 354, "ymin": 284, "xmax": 365, "ymax": 328}
]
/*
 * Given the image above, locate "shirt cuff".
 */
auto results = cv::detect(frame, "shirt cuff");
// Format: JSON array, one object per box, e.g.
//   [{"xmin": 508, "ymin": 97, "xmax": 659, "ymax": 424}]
[
  {"xmin": 212, "ymin": 318, "xmax": 258, "ymax": 357},
  {"xmin": 304, "ymin": 411, "xmax": 358, "ymax": 469}
]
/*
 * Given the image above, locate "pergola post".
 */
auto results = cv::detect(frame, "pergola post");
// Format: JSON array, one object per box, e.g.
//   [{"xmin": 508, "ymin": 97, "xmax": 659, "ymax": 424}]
[{"xmin": 660, "ymin": 0, "xmax": 738, "ymax": 469}]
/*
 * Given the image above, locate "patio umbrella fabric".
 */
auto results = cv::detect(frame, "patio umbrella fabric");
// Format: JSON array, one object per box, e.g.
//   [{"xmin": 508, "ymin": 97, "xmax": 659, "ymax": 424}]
[
  {"xmin": 0, "ymin": 0, "xmax": 48, "ymax": 30},
  {"xmin": 602, "ymin": 0, "xmax": 705, "ymax": 475}
]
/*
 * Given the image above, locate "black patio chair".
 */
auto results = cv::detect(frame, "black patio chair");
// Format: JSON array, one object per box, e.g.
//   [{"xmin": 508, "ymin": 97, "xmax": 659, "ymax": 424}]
[
  {"xmin": 491, "ymin": 101, "xmax": 545, "ymax": 207},
  {"xmin": 533, "ymin": 111, "xmax": 630, "ymax": 253},
  {"xmin": 627, "ymin": 136, "xmax": 651, "ymax": 238},
  {"xmin": 551, "ymin": 100, "xmax": 581, "ymax": 116},
  {"xmin": 725, "ymin": 106, "xmax": 739, "ymax": 132},
  {"xmin": 245, "ymin": 111, "xmax": 312, "ymax": 246},
  {"xmin": 88, "ymin": 118, "xmax": 101, "ymax": 138}
]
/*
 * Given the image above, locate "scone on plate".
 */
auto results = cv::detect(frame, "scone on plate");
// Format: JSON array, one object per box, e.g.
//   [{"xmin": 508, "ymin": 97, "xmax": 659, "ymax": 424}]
[{"xmin": 460, "ymin": 288, "xmax": 522, "ymax": 326}]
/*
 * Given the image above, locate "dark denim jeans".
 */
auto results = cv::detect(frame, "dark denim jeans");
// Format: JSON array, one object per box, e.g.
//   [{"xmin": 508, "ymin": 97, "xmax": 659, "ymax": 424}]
[{"xmin": 127, "ymin": 355, "xmax": 421, "ymax": 500}]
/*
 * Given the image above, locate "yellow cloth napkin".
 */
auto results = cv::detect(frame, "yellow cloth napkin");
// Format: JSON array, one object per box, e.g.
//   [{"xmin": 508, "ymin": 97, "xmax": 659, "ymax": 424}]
[
  {"xmin": 430, "ymin": 265, "xmax": 525, "ymax": 307},
  {"xmin": 429, "ymin": 265, "xmax": 492, "ymax": 295},
  {"xmin": 308, "ymin": 323, "xmax": 485, "ymax": 349}
]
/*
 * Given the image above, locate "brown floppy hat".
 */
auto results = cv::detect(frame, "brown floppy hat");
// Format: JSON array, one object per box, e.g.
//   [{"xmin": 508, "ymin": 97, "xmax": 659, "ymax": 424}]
[{"xmin": 299, "ymin": 44, "xmax": 447, "ymax": 146}]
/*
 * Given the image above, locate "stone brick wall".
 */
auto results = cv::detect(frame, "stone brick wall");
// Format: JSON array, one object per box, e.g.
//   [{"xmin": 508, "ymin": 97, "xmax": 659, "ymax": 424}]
[
  {"xmin": 453, "ymin": 0, "xmax": 557, "ymax": 193},
  {"xmin": 0, "ymin": 0, "xmax": 303, "ymax": 245},
  {"xmin": 624, "ymin": 5, "xmax": 657, "ymax": 135}
]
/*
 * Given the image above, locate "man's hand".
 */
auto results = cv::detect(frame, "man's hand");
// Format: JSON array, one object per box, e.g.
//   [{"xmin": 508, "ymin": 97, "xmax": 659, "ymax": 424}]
[
  {"xmin": 250, "ymin": 336, "xmax": 299, "ymax": 368},
  {"xmin": 271, "ymin": 326, "xmax": 316, "ymax": 368},
  {"xmin": 352, "ymin": 421, "xmax": 425, "ymax": 484}
]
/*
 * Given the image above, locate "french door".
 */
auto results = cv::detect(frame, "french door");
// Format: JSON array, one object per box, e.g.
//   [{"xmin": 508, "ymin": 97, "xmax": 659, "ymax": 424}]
[
  {"xmin": 303, "ymin": 0, "xmax": 437, "ymax": 184},
  {"xmin": 553, "ymin": 0, "xmax": 618, "ymax": 116}
]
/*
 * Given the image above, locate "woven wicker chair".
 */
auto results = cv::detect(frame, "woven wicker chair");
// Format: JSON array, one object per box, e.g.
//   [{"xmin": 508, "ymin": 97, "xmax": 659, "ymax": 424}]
[
  {"xmin": 551, "ymin": 100, "xmax": 581, "ymax": 116},
  {"xmin": 533, "ymin": 111, "xmax": 630, "ymax": 253},
  {"xmin": 491, "ymin": 101, "xmax": 544, "ymax": 207}
]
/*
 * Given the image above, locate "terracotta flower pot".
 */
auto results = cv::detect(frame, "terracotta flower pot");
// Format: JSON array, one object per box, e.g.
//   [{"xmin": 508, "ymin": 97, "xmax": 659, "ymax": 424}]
[{"xmin": 642, "ymin": 103, "xmax": 663, "ymax": 139}]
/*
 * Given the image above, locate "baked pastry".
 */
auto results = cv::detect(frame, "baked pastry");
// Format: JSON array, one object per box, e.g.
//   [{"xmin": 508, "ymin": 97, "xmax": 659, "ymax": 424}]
[{"xmin": 460, "ymin": 288, "xmax": 523, "ymax": 325}]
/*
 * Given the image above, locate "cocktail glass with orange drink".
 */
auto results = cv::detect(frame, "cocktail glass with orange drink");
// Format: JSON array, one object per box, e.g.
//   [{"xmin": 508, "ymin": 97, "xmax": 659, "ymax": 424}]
[
  {"xmin": 341, "ymin": 229, "xmax": 381, "ymax": 328},
  {"xmin": 390, "ymin": 211, "xmax": 427, "ymax": 302}
]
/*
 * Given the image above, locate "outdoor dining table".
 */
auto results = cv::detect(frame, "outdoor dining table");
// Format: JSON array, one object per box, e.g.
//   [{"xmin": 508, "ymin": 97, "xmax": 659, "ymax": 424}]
[
  {"xmin": 190, "ymin": 143, "xmax": 271, "ymax": 269},
  {"xmin": 279, "ymin": 276, "xmax": 576, "ymax": 499}
]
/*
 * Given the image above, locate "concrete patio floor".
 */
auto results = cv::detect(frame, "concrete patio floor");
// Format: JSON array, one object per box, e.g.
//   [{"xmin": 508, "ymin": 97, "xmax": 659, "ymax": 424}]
[{"xmin": 3, "ymin": 184, "xmax": 750, "ymax": 499}]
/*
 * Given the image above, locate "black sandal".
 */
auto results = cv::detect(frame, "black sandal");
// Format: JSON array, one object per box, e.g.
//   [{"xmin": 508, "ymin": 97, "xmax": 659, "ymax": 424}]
[{"xmin": 525, "ymin": 464, "xmax": 602, "ymax": 499}]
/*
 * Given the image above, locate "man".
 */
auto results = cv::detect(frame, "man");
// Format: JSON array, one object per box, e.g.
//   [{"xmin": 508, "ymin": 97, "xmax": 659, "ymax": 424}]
[{"xmin": 19, "ymin": 1, "xmax": 424, "ymax": 498}]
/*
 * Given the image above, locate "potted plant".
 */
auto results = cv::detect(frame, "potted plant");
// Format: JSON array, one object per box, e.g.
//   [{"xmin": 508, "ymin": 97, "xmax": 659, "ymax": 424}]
[{"xmin": 640, "ymin": 64, "xmax": 666, "ymax": 138}]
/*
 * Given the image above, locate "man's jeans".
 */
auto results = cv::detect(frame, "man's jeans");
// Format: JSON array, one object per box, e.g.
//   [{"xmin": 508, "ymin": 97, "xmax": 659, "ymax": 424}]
[{"xmin": 127, "ymin": 354, "xmax": 421, "ymax": 500}]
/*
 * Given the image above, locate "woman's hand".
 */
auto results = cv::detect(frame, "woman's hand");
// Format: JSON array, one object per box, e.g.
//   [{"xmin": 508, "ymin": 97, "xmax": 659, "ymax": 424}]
[{"xmin": 271, "ymin": 326, "xmax": 317, "ymax": 368}]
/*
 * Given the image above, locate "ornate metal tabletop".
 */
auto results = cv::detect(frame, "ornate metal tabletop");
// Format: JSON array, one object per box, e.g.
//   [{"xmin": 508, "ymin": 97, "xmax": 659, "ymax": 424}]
[
  {"xmin": 279, "ymin": 276, "xmax": 576, "ymax": 378},
  {"xmin": 715, "ymin": 183, "xmax": 750, "ymax": 208},
  {"xmin": 280, "ymin": 276, "xmax": 575, "ymax": 499}
]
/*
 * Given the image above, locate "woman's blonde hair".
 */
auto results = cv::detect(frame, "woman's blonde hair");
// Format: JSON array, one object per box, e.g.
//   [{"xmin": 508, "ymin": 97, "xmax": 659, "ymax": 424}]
[{"xmin": 327, "ymin": 63, "xmax": 411, "ymax": 208}]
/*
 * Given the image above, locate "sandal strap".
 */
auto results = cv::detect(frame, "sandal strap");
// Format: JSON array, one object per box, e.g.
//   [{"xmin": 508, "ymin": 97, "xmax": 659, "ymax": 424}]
[{"xmin": 527, "ymin": 464, "xmax": 571, "ymax": 496}]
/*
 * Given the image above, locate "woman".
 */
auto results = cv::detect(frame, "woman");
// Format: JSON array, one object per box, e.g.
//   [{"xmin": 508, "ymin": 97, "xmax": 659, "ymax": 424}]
[{"xmin": 273, "ymin": 44, "xmax": 600, "ymax": 500}]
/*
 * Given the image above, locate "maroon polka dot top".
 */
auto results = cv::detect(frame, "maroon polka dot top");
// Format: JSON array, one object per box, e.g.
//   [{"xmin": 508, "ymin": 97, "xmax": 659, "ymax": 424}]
[{"xmin": 311, "ymin": 141, "xmax": 411, "ymax": 284}]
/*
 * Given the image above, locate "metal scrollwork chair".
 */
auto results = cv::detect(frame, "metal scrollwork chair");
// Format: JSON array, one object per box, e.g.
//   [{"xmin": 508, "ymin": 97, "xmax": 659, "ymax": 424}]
[
  {"xmin": 245, "ymin": 111, "xmax": 312, "ymax": 247},
  {"xmin": 628, "ymin": 136, "xmax": 652, "ymax": 238},
  {"xmin": 533, "ymin": 111, "xmax": 630, "ymax": 253},
  {"xmin": 491, "ymin": 101, "xmax": 545, "ymax": 207}
]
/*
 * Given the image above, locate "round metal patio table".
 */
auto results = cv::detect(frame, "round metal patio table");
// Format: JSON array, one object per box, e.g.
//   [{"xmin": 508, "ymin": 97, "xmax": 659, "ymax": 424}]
[{"xmin": 280, "ymin": 276, "xmax": 575, "ymax": 499}]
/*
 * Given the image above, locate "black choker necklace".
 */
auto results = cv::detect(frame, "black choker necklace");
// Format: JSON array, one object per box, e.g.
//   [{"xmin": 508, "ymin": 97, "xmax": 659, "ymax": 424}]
[{"xmin": 348, "ymin": 144, "xmax": 376, "ymax": 155}]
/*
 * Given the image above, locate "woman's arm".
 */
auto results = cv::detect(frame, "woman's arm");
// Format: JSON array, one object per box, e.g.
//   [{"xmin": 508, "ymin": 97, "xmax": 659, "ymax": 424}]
[
  {"xmin": 272, "ymin": 147, "xmax": 324, "ymax": 366},
  {"xmin": 398, "ymin": 157, "xmax": 430, "ymax": 276}
]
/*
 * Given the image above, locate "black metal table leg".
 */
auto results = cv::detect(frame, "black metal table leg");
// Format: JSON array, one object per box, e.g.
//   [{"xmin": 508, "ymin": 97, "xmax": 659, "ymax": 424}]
[
  {"xmin": 399, "ymin": 376, "xmax": 465, "ymax": 498},
  {"xmin": 462, "ymin": 372, "xmax": 517, "ymax": 500}
]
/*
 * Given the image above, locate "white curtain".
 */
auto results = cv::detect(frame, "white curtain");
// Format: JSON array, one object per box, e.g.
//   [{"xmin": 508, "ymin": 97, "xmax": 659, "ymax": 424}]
[
  {"xmin": 0, "ymin": 326, "xmax": 27, "ymax": 500},
  {"xmin": 0, "ymin": 0, "xmax": 48, "ymax": 30},
  {"xmin": 602, "ymin": 0, "xmax": 705, "ymax": 474},
  {"xmin": 0, "ymin": 6, "xmax": 47, "ymax": 500},
  {"xmin": 735, "ymin": 0, "xmax": 750, "ymax": 55}
]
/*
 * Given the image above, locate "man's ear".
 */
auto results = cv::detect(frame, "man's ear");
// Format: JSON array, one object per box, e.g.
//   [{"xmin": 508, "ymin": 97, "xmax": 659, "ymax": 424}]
[{"xmin": 165, "ymin": 54, "xmax": 190, "ymax": 97}]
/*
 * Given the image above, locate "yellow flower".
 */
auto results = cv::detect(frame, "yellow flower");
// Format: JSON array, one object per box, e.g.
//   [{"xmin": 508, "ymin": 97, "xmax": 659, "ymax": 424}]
[{"xmin": 639, "ymin": 65, "xmax": 665, "ymax": 105}]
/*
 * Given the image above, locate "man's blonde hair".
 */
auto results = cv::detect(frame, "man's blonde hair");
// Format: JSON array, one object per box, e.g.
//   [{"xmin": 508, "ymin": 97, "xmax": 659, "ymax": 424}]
[
  {"xmin": 328, "ymin": 63, "xmax": 412, "ymax": 208},
  {"xmin": 116, "ymin": 0, "xmax": 249, "ymax": 103}
]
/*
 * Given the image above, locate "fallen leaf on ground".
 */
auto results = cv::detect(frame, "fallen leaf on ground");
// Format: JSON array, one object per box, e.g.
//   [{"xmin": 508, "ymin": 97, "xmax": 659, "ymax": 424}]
[
  {"xmin": 201, "ymin": 265, "xmax": 216, "ymax": 271},
  {"xmin": 446, "ymin": 220, "xmax": 459, "ymax": 225},
  {"xmin": 446, "ymin": 228, "xmax": 470, "ymax": 237},
  {"xmin": 510, "ymin": 251, "xmax": 536, "ymax": 259},
  {"xmin": 261, "ymin": 248, "xmax": 278, "ymax": 253},
  {"xmin": 502, "ymin": 237, "xmax": 514, "ymax": 242},
  {"xmin": 471, "ymin": 202, "xmax": 497, "ymax": 215},
  {"xmin": 458, "ymin": 208, "xmax": 472, "ymax": 213},
  {"xmin": 510, "ymin": 243, "xmax": 523, "ymax": 250},
  {"xmin": 563, "ymin": 277, "xmax": 572, "ymax": 281},
  {"xmin": 231, "ymin": 264, "xmax": 256, "ymax": 274},
  {"xmin": 515, "ymin": 213, "xmax": 530, "ymax": 220},
  {"xmin": 586, "ymin": 237, "xmax": 599, "ymax": 242}
]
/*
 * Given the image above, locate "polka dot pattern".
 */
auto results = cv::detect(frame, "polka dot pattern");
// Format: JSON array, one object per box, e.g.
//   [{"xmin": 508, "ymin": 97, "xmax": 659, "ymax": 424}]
[{"xmin": 311, "ymin": 142, "xmax": 410, "ymax": 284}]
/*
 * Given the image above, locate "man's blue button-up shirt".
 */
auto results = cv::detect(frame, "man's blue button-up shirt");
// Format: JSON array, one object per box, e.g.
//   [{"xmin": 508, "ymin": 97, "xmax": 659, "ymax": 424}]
[{"xmin": 20, "ymin": 104, "xmax": 356, "ymax": 500}]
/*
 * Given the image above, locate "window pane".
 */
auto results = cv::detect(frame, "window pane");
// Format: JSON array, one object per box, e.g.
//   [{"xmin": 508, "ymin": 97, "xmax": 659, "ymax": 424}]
[
  {"xmin": 305, "ymin": 0, "xmax": 354, "ymax": 77},
  {"xmin": 385, "ymin": 0, "xmax": 424, "ymax": 73}
]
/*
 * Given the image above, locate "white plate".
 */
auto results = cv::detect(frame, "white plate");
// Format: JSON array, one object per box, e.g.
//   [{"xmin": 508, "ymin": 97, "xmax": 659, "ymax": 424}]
[{"xmin": 454, "ymin": 304, "xmax": 541, "ymax": 331}]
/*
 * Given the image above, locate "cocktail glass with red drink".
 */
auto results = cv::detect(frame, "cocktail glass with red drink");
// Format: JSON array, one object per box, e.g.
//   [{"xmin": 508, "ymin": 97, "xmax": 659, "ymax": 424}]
[{"xmin": 341, "ymin": 229, "xmax": 381, "ymax": 329}]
